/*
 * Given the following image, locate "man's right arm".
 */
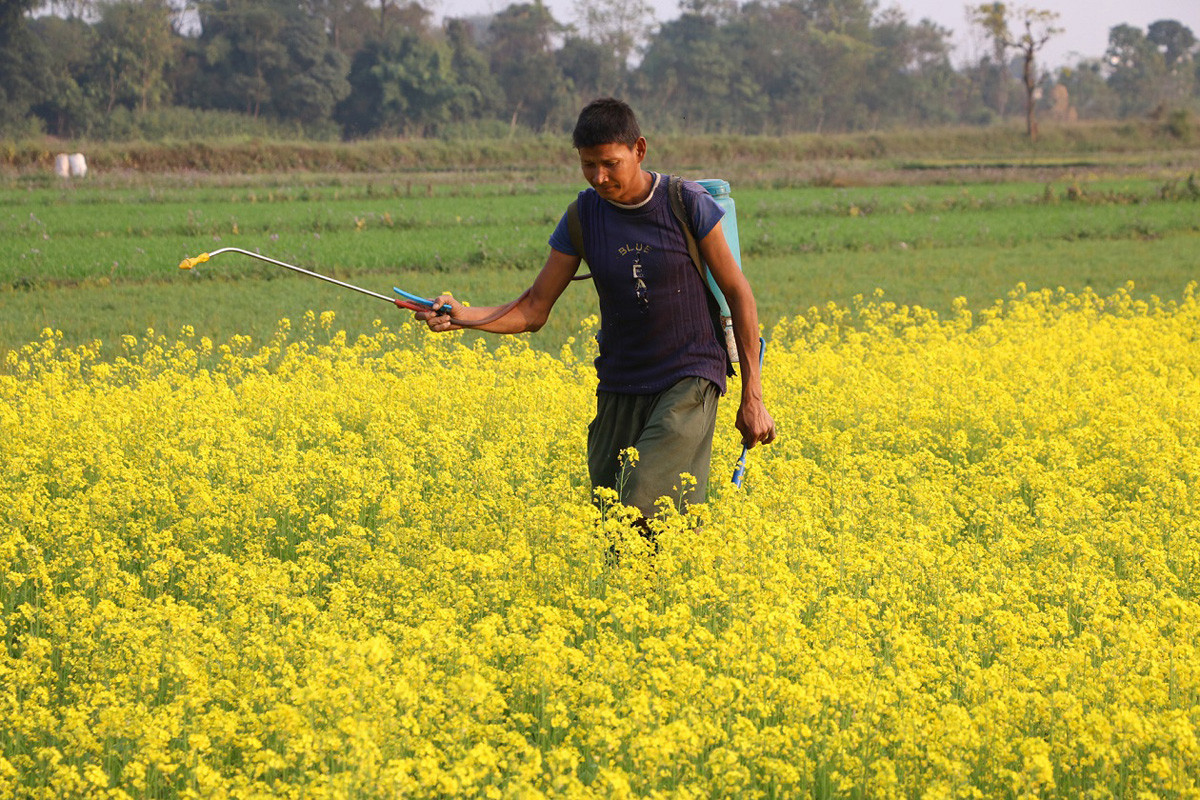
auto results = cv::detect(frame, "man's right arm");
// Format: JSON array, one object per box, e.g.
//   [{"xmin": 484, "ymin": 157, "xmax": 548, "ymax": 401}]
[{"xmin": 416, "ymin": 248, "xmax": 582, "ymax": 334}]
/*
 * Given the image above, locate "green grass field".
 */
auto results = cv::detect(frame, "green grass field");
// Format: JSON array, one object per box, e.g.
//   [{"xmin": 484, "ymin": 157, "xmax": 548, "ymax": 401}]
[{"xmin": 2, "ymin": 158, "xmax": 1198, "ymax": 365}]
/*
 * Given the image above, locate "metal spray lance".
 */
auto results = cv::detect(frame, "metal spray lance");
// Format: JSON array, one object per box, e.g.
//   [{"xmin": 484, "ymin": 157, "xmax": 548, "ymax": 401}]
[
  {"xmin": 179, "ymin": 247, "xmax": 535, "ymax": 327},
  {"xmin": 731, "ymin": 336, "xmax": 766, "ymax": 488},
  {"xmin": 178, "ymin": 247, "xmax": 453, "ymax": 313}
]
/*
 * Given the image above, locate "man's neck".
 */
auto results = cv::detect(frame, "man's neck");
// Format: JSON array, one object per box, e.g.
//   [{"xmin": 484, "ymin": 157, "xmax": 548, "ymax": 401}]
[{"xmin": 608, "ymin": 171, "xmax": 658, "ymax": 210}]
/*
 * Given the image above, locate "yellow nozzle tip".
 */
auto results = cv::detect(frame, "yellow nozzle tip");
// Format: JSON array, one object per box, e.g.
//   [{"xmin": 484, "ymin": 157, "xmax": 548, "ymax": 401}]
[{"xmin": 178, "ymin": 253, "xmax": 210, "ymax": 270}]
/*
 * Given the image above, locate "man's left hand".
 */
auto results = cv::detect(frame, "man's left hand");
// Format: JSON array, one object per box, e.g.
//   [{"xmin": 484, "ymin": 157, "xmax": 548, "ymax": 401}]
[{"xmin": 737, "ymin": 399, "xmax": 776, "ymax": 448}]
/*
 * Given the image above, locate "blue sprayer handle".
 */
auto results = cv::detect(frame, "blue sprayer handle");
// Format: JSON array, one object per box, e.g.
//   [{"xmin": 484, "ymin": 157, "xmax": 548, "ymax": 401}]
[
  {"xmin": 393, "ymin": 287, "xmax": 453, "ymax": 315},
  {"xmin": 732, "ymin": 336, "xmax": 766, "ymax": 487}
]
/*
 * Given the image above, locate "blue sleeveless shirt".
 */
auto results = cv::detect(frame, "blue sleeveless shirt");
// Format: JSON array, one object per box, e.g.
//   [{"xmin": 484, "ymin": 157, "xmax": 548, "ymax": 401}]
[{"xmin": 549, "ymin": 173, "xmax": 728, "ymax": 396}]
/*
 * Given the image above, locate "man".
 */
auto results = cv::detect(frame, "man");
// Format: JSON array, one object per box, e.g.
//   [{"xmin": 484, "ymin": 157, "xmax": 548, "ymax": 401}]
[{"xmin": 416, "ymin": 98, "xmax": 775, "ymax": 519}]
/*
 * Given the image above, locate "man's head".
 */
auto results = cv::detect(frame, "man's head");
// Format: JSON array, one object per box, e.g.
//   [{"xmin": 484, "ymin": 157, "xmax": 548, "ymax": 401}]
[
  {"xmin": 573, "ymin": 98, "xmax": 651, "ymax": 205},
  {"xmin": 572, "ymin": 97, "xmax": 641, "ymax": 149}
]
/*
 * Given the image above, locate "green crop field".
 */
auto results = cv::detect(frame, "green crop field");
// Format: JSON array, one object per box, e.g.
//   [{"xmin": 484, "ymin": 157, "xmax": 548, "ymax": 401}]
[{"xmin": 2, "ymin": 157, "xmax": 1198, "ymax": 366}]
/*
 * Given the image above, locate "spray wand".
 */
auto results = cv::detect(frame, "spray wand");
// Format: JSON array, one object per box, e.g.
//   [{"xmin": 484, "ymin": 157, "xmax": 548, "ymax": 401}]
[
  {"xmin": 179, "ymin": 247, "xmax": 532, "ymax": 327},
  {"xmin": 731, "ymin": 336, "xmax": 766, "ymax": 488},
  {"xmin": 179, "ymin": 247, "xmax": 453, "ymax": 315}
]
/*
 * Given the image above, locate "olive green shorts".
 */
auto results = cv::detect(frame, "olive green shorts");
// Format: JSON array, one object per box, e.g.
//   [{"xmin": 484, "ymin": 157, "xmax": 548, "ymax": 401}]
[{"xmin": 587, "ymin": 377, "xmax": 720, "ymax": 517}]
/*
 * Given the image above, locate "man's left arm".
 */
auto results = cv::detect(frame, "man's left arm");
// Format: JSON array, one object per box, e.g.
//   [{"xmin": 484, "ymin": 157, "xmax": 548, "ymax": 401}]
[{"xmin": 698, "ymin": 220, "xmax": 777, "ymax": 448}]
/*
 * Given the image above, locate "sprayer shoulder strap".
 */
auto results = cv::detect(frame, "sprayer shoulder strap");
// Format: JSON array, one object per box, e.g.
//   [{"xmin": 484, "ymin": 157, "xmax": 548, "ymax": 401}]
[
  {"xmin": 666, "ymin": 175, "xmax": 707, "ymax": 284},
  {"xmin": 567, "ymin": 176, "xmax": 705, "ymax": 278},
  {"xmin": 566, "ymin": 197, "xmax": 586, "ymax": 265},
  {"xmin": 670, "ymin": 176, "xmax": 734, "ymax": 377}
]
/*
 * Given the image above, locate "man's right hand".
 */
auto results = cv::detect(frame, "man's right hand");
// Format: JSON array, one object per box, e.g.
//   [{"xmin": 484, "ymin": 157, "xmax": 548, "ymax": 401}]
[{"xmin": 415, "ymin": 294, "xmax": 463, "ymax": 331}]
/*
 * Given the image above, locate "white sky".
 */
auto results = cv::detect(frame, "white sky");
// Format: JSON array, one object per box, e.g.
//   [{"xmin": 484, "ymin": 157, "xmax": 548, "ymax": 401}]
[{"xmin": 429, "ymin": 0, "xmax": 1199, "ymax": 70}]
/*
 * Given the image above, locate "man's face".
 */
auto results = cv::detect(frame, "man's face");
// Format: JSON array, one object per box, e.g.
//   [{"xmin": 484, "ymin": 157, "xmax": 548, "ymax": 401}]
[{"xmin": 577, "ymin": 138, "xmax": 649, "ymax": 205}]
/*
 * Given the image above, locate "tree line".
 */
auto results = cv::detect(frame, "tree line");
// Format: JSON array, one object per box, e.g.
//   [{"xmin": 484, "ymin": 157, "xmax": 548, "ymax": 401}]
[{"xmin": 1, "ymin": 0, "xmax": 1197, "ymax": 141}]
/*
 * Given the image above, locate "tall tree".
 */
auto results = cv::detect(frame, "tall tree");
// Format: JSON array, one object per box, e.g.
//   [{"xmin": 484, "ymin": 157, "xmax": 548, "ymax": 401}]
[
  {"xmin": 969, "ymin": 2, "xmax": 1012, "ymax": 118},
  {"xmin": 2, "ymin": 0, "xmax": 38, "ymax": 38},
  {"xmin": 188, "ymin": 0, "xmax": 348, "ymax": 122},
  {"xmin": 25, "ymin": 15, "xmax": 96, "ymax": 135},
  {"xmin": 638, "ymin": 0, "xmax": 885, "ymax": 133},
  {"xmin": 1146, "ymin": 19, "xmax": 1197, "ymax": 109},
  {"xmin": 557, "ymin": 34, "xmax": 622, "ymax": 103},
  {"xmin": 1146, "ymin": 19, "xmax": 1196, "ymax": 69},
  {"xmin": 805, "ymin": 0, "xmax": 876, "ymax": 39},
  {"xmin": 636, "ymin": 10, "xmax": 742, "ymax": 131},
  {"xmin": 337, "ymin": 27, "xmax": 460, "ymax": 136},
  {"xmin": 0, "ymin": 0, "xmax": 53, "ymax": 135},
  {"xmin": 1008, "ymin": 7, "xmax": 1060, "ymax": 140},
  {"xmin": 275, "ymin": 15, "xmax": 350, "ymax": 123},
  {"xmin": 377, "ymin": 0, "xmax": 430, "ymax": 39},
  {"xmin": 865, "ymin": 9, "xmax": 958, "ymax": 127},
  {"xmin": 735, "ymin": 0, "xmax": 810, "ymax": 132},
  {"xmin": 93, "ymin": 0, "xmax": 176, "ymax": 113},
  {"xmin": 970, "ymin": 3, "xmax": 1060, "ymax": 139},
  {"xmin": 487, "ymin": 2, "xmax": 571, "ymax": 133},
  {"xmin": 302, "ymin": 0, "xmax": 377, "ymax": 57},
  {"xmin": 570, "ymin": 0, "xmax": 655, "ymax": 92},
  {"xmin": 445, "ymin": 18, "xmax": 504, "ymax": 125},
  {"xmin": 741, "ymin": 0, "xmax": 878, "ymax": 132},
  {"xmin": 191, "ymin": 0, "xmax": 289, "ymax": 116},
  {"xmin": 1105, "ymin": 23, "xmax": 1167, "ymax": 117}
]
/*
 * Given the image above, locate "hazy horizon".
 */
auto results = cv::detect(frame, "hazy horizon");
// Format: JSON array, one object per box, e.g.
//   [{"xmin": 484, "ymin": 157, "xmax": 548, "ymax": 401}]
[{"xmin": 429, "ymin": 0, "xmax": 1198, "ymax": 70}]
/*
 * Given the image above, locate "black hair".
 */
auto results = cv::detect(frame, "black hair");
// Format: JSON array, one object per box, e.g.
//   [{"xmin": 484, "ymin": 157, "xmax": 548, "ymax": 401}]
[{"xmin": 572, "ymin": 97, "xmax": 642, "ymax": 149}]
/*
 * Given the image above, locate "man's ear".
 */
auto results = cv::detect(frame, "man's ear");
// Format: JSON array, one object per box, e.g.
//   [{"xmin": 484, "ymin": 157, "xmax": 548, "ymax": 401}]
[{"xmin": 633, "ymin": 137, "xmax": 647, "ymax": 162}]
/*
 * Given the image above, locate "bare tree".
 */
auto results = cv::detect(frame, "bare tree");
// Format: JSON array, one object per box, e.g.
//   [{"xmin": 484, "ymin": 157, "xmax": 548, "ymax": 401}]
[
  {"xmin": 970, "ymin": 4, "xmax": 1060, "ymax": 140},
  {"xmin": 1010, "ymin": 8, "xmax": 1060, "ymax": 140}
]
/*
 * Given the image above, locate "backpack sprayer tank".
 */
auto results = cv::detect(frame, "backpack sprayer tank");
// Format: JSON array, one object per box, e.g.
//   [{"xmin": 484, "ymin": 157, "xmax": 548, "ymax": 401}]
[{"xmin": 696, "ymin": 178, "xmax": 742, "ymax": 364}]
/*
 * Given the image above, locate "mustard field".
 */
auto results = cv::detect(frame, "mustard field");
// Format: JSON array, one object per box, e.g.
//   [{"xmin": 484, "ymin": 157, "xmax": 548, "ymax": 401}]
[{"xmin": 2, "ymin": 285, "xmax": 1199, "ymax": 798}]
